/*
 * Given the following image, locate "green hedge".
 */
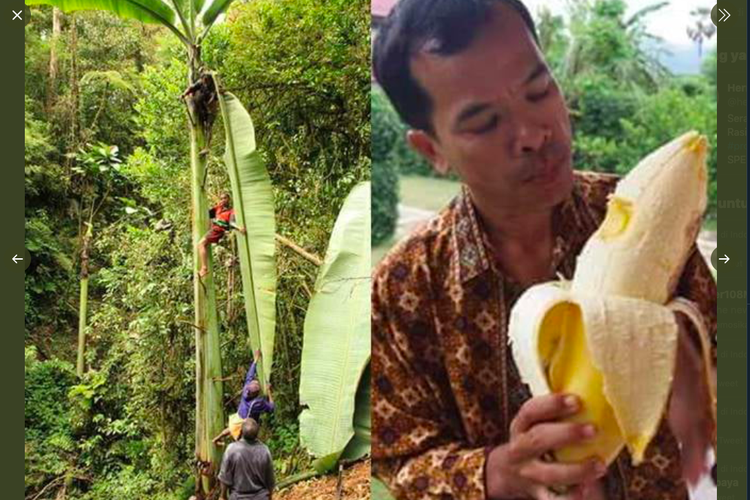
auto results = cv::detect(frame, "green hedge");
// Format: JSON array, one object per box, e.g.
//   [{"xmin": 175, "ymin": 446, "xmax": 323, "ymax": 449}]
[
  {"xmin": 372, "ymin": 88, "xmax": 400, "ymax": 245},
  {"xmin": 374, "ymin": 91, "xmax": 459, "ymax": 180}
]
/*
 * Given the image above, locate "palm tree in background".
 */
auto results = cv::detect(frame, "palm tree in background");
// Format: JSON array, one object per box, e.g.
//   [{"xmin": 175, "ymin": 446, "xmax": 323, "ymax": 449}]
[
  {"xmin": 561, "ymin": 0, "xmax": 670, "ymax": 91},
  {"xmin": 687, "ymin": 7, "xmax": 716, "ymax": 57}
]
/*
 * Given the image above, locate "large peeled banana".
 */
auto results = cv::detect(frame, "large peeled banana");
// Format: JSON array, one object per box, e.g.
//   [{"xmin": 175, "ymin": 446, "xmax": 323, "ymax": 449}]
[{"xmin": 508, "ymin": 131, "xmax": 712, "ymax": 466}]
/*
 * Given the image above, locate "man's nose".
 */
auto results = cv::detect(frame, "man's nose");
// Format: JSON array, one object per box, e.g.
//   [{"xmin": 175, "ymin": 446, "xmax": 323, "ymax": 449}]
[{"xmin": 511, "ymin": 120, "xmax": 551, "ymax": 156}]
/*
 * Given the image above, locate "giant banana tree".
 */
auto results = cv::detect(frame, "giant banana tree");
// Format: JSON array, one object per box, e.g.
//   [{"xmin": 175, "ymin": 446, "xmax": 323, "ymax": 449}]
[{"xmin": 25, "ymin": 0, "xmax": 240, "ymax": 495}]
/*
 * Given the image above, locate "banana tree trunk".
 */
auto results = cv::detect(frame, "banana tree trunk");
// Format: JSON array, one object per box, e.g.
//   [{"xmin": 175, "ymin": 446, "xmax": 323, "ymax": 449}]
[
  {"xmin": 76, "ymin": 276, "xmax": 89, "ymax": 377},
  {"xmin": 76, "ymin": 224, "xmax": 92, "ymax": 377},
  {"xmin": 187, "ymin": 56, "xmax": 225, "ymax": 496},
  {"xmin": 76, "ymin": 279, "xmax": 89, "ymax": 376}
]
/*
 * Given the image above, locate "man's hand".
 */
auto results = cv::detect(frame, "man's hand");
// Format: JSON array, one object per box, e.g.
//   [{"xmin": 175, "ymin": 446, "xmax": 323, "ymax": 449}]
[
  {"xmin": 239, "ymin": 226, "xmax": 247, "ymax": 235},
  {"xmin": 668, "ymin": 313, "xmax": 714, "ymax": 486},
  {"xmin": 485, "ymin": 394, "xmax": 607, "ymax": 500},
  {"xmin": 254, "ymin": 349, "xmax": 261, "ymax": 360}
]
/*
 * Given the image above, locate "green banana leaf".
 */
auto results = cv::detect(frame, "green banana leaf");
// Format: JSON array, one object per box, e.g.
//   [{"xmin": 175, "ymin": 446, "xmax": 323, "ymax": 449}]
[
  {"xmin": 202, "ymin": 0, "xmax": 232, "ymax": 27},
  {"xmin": 25, "ymin": 0, "xmax": 188, "ymax": 45},
  {"xmin": 311, "ymin": 363, "xmax": 370, "ymax": 472},
  {"xmin": 341, "ymin": 362, "xmax": 371, "ymax": 461},
  {"xmin": 216, "ymin": 89, "xmax": 277, "ymax": 386},
  {"xmin": 372, "ymin": 477, "xmax": 397, "ymax": 500},
  {"xmin": 25, "ymin": 0, "xmax": 177, "ymax": 26},
  {"xmin": 299, "ymin": 182, "xmax": 371, "ymax": 471}
]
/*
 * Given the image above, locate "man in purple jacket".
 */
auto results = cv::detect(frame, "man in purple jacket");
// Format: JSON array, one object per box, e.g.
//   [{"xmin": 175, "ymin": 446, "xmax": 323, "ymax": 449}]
[
  {"xmin": 237, "ymin": 350, "xmax": 275, "ymax": 423},
  {"xmin": 213, "ymin": 350, "xmax": 275, "ymax": 447}
]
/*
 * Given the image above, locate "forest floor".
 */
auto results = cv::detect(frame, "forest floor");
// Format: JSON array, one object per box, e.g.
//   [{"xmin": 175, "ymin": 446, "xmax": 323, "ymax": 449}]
[{"xmin": 277, "ymin": 459, "xmax": 370, "ymax": 500}]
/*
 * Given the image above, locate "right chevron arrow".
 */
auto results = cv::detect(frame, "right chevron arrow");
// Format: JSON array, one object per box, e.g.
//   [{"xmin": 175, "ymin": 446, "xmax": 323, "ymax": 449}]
[{"xmin": 719, "ymin": 8, "xmax": 731, "ymax": 22}]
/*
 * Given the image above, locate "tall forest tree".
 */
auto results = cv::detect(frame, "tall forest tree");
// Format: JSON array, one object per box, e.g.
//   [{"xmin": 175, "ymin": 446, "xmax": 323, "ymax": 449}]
[{"xmin": 46, "ymin": 7, "xmax": 63, "ymax": 112}]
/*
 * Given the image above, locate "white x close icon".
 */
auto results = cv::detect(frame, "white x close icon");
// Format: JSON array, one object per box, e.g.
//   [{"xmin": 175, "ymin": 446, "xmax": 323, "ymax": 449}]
[{"xmin": 12, "ymin": 10, "xmax": 22, "ymax": 20}]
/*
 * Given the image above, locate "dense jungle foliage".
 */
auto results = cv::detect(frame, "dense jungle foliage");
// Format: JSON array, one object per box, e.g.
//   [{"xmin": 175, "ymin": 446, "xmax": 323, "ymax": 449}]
[{"xmin": 25, "ymin": 1, "xmax": 369, "ymax": 498}]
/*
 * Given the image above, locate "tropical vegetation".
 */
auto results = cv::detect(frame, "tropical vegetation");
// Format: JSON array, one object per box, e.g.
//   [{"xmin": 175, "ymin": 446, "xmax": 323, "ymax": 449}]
[{"xmin": 25, "ymin": 0, "xmax": 370, "ymax": 498}]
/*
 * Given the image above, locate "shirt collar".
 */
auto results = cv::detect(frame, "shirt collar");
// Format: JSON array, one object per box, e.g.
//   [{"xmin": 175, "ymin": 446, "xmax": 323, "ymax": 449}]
[{"xmin": 449, "ymin": 178, "xmax": 590, "ymax": 285}]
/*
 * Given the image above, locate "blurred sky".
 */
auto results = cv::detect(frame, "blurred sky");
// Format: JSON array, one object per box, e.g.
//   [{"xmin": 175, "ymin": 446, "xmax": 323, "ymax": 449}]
[{"xmin": 522, "ymin": 0, "xmax": 717, "ymax": 73}]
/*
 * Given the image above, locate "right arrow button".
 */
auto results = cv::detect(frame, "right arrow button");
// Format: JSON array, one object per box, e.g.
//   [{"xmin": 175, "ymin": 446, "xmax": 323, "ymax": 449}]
[{"xmin": 711, "ymin": 5, "xmax": 731, "ymax": 25}]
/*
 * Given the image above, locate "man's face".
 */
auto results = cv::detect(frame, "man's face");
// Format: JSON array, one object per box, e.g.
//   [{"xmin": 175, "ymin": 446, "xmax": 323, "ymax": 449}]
[
  {"xmin": 409, "ymin": 4, "xmax": 574, "ymax": 214},
  {"xmin": 220, "ymin": 194, "xmax": 230, "ymax": 207}
]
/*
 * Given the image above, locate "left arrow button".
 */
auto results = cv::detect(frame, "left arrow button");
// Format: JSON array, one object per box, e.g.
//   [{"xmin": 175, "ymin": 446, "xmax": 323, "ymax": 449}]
[{"xmin": 14, "ymin": 250, "xmax": 31, "ymax": 270}]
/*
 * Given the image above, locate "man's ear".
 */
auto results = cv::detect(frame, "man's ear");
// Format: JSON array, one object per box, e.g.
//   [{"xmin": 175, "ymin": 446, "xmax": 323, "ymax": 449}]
[{"xmin": 407, "ymin": 129, "xmax": 451, "ymax": 176}]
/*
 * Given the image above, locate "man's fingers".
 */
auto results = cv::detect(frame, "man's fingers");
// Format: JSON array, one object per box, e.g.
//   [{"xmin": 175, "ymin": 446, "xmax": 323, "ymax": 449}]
[
  {"xmin": 521, "ymin": 457, "xmax": 605, "ymax": 488},
  {"xmin": 509, "ymin": 422, "xmax": 597, "ymax": 461},
  {"xmin": 511, "ymin": 394, "xmax": 580, "ymax": 436}
]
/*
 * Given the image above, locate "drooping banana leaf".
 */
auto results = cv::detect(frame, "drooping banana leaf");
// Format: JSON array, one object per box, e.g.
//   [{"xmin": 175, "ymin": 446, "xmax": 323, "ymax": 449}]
[
  {"xmin": 216, "ymin": 88, "xmax": 277, "ymax": 387},
  {"xmin": 202, "ymin": 0, "xmax": 233, "ymax": 27},
  {"xmin": 299, "ymin": 182, "xmax": 371, "ymax": 472},
  {"xmin": 341, "ymin": 362, "xmax": 371, "ymax": 461},
  {"xmin": 25, "ymin": 0, "xmax": 188, "ymax": 44},
  {"xmin": 26, "ymin": 0, "xmax": 176, "ymax": 25}
]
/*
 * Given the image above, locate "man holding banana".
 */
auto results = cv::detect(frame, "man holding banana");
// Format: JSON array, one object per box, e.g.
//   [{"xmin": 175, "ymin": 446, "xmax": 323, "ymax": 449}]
[{"xmin": 371, "ymin": 1, "xmax": 717, "ymax": 499}]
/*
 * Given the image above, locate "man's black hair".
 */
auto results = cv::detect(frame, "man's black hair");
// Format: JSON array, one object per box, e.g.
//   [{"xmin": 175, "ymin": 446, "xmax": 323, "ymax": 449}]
[
  {"xmin": 242, "ymin": 418, "xmax": 260, "ymax": 442},
  {"xmin": 373, "ymin": 0, "xmax": 539, "ymax": 132}
]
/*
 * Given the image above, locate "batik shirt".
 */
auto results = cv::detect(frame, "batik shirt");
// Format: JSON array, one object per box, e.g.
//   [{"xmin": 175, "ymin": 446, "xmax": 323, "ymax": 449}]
[{"xmin": 371, "ymin": 171, "xmax": 717, "ymax": 500}]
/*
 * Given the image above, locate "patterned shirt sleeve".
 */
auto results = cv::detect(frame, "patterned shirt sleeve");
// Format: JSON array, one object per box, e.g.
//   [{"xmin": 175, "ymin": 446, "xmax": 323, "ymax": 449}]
[{"xmin": 372, "ymin": 257, "xmax": 488, "ymax": 500}]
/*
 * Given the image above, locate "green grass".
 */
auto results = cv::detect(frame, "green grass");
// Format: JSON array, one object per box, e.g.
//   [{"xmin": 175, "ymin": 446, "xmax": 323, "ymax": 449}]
[{"xmin": 399, "ymin": 175, "xmax": 462, "ymax": 212}]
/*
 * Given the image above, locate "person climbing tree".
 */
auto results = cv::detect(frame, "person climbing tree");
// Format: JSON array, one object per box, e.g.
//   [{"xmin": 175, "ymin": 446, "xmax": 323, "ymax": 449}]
[
  {"xmin": 238, "ymin": 350, "xmax": 275, "ymax": 422},
  {"xmin": 212, "ymin": 350, "xmax": 275, "ymax": 447},
  {"xmin": 198, "ymin": 193, "xmax": 246, "ymax": 278},
  {"xmin": 181, "ymin": 73, "xmax": 219, "ymax": 156},
  {"xmin": 212, "ymin": 413, "xmax": 245, "ymax": 447}
]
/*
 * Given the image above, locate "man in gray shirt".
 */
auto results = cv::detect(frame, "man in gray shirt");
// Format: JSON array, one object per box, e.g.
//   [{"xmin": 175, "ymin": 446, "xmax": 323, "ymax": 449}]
[{"xmin": 218, "ymin": 418, "xmax": 276, "ymax": 500}]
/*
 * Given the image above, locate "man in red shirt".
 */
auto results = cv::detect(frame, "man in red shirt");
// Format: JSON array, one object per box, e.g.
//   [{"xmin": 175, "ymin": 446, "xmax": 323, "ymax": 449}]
[{"xmin": 198, "ymin": 193, "xmax": 246, "ymax": 278}]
